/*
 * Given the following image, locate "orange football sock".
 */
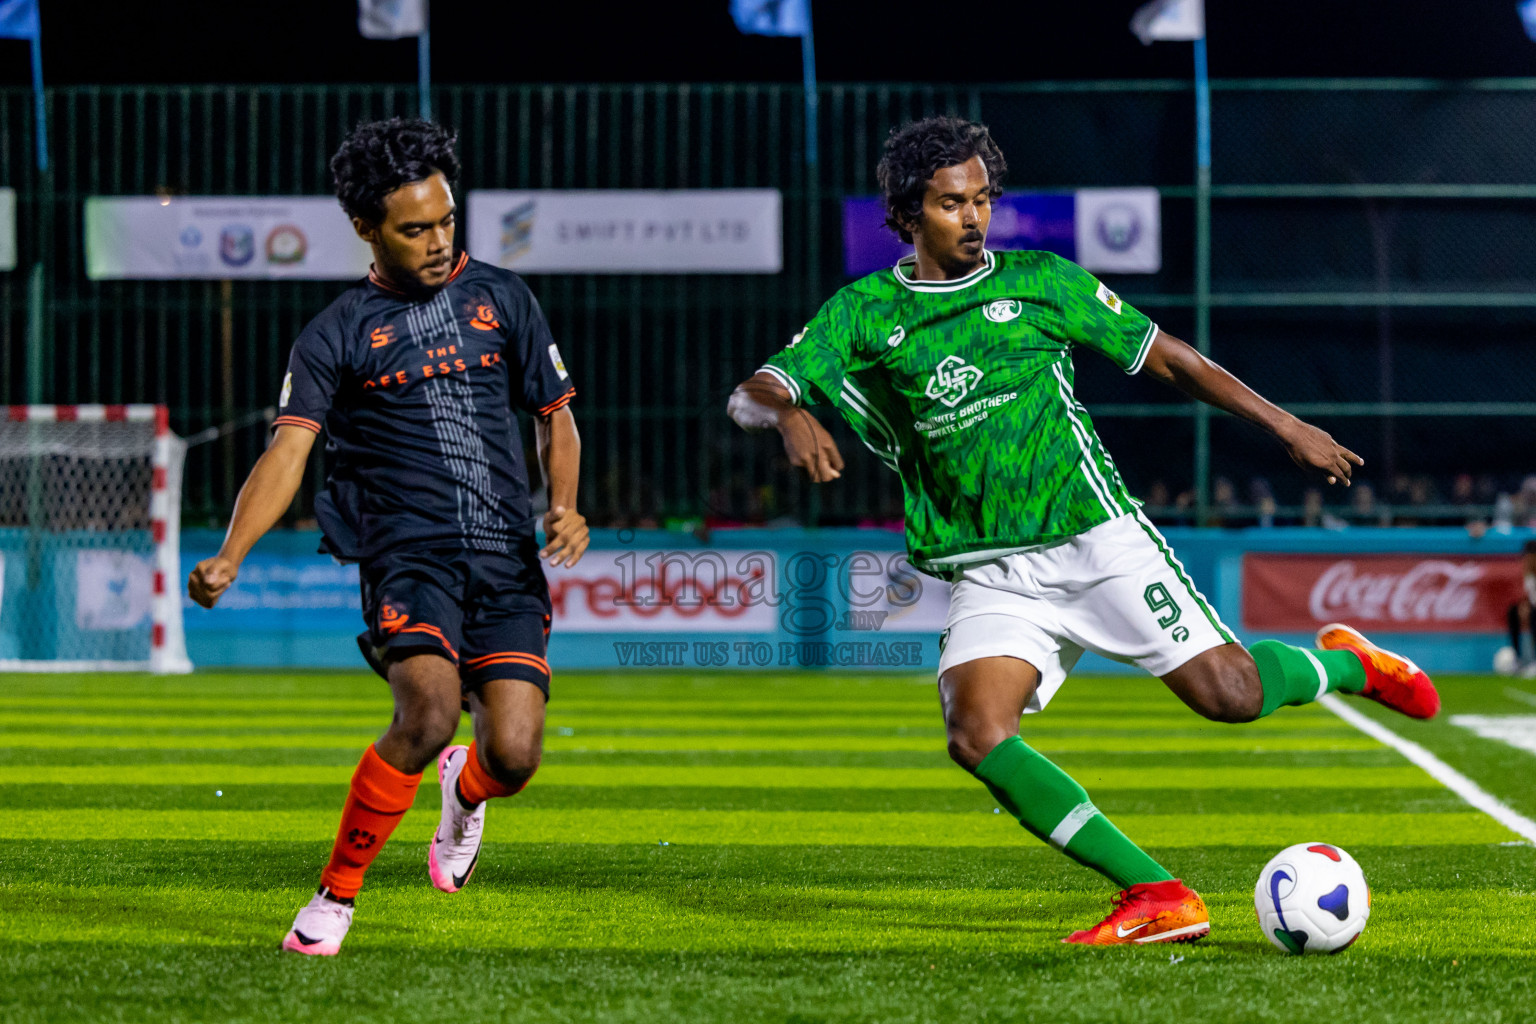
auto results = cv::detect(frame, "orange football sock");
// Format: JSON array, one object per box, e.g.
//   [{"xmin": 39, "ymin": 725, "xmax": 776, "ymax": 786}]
[
  {"xmin": 319, "ymin": 744, "xmax": 421, "ymax": 899},
  {"xmin": 455, "ymin": 740, "xmax": 532, "ymax": 806}
]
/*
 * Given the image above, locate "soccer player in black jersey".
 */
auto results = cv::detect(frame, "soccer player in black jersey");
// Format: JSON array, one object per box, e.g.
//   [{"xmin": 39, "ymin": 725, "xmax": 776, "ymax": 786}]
[{"xmin": 187, "ymin": 119, "xmax": 588, "ymax": 955}]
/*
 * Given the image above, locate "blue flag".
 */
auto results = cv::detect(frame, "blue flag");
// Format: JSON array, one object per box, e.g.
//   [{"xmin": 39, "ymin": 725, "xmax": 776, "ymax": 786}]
[
  {"xmin": 0, "ymin": 0, "xmax": 38, "ymax": 39},
  {"xmin": 731, "ymin": 0, "xmax": 808, "ymax": 37},
  {"xmin": 1521, "ymin": 0, "xmax": 1536, "ymax": 42}
]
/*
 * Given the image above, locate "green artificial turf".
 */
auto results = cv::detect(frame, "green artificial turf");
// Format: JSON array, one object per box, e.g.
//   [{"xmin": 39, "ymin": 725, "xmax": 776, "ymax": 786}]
[{"xmin": 0, "ymin": 671, "xmax": 1532, "ymax": 1023}]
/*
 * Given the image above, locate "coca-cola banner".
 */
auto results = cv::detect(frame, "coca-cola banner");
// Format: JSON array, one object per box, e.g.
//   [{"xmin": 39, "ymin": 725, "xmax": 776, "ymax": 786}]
[{"xmin": 1243, "ymin": 554, "xmax": 1524, "ymax": 633}]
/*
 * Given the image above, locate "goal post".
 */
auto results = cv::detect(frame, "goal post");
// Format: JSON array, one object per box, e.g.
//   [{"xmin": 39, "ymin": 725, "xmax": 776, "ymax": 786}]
[{"xmin": 0, "ymin": 404, "xmax": 191, "ymax": 673}]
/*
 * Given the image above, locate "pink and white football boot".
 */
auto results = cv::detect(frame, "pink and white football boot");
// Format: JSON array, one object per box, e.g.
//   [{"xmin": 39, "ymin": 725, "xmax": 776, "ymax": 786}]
[
  {"xmin": 428, "ymin": 744, "xmax": 486, "ymax": 893},
  {"xmin": 280, "ymin": 887, "xmax": 354, "ymax": 956}
]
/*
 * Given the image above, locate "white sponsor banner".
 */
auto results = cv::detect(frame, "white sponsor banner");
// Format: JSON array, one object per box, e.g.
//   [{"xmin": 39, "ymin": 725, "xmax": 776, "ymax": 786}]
[
  {"xmin": 358, "ymin": 0, "xmax": 424, "ymax": 38},
  {"xmin": 0, "ymin": 187, "xmax": 15, "ymax": 272},
  {"xmin": 468, "ymin": 189, "xmax": 782, "ymax": 273},
  {"xmin": 1074, "ymin": 188, "xmax": 1161, "ymax": 274},
  {"xmin": 75, "ymin": 550, "xmax": 153, "ymax": 631},
  {"xmin": 84, "ymin": 196, "xmax": 373, "ymax": 280},
  {"xmin": 545, "ymin": 549, "xmax": 779, "ymax": 632},
  {"xmin": 837, "ymin": 551, "xmax": 950, "ymax": 634}
]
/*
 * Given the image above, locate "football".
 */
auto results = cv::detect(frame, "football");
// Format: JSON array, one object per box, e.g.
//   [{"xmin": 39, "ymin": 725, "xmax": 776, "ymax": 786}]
[
  {"xmin": 1254, "ymin": 842, "xmax": 1371, "ymax": 954},
  {"xmin": 1494, "ymin": 645, "xmax": 1520, "ymax": 676}
]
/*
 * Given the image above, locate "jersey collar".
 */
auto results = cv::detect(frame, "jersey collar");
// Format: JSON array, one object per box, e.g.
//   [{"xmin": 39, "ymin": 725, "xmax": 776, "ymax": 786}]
[
  {"xmin": 368, "ymin": 251, "xmax": 470, "ymax": 295},
  {"xmin": 893, "ymin": 249, "xmax": 995, "ymax": 293}
]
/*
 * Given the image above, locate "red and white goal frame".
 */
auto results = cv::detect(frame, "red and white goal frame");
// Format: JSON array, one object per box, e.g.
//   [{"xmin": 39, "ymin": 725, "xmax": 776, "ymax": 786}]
[{"xmin": 0, "ymin": 404, "xmax": 191, "ymax": 674}]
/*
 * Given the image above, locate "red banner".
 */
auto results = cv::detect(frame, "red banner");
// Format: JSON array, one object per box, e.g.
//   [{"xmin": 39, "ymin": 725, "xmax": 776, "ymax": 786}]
[{"xmin": 1242, "ymin": 554, "xmax": 1524, "ymax": 633}]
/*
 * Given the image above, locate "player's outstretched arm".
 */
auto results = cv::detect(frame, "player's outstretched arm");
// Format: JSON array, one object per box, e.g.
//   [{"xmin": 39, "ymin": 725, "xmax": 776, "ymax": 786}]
[
  {"xmin": 187, "ymin": 424, "xmax": 317, "ymax": 609},
  {"xmin": 1140, "ymin": 329, "xmax": 1364, "ymax": 487},
  {"xmin": 727, "ymin": 373, "xmax": 845, "ymax": 483},
  {"xmin": 536, "ymin": 406, "xmax": 588, "ymax": 568}
]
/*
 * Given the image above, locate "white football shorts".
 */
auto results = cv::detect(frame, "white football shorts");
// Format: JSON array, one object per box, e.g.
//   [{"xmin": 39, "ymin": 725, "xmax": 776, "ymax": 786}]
[{"xmin": 936, "ymin": 510, "xmax": 1236, "ymax": 713}]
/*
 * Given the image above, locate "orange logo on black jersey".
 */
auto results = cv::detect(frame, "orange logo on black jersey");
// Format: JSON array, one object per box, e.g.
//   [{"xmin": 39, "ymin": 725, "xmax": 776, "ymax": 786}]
[
  {"xmin": 379, "ymin": 603, "xmax": 410, "ymax": 634},
  {"xmin": 469, "ymin": 304, "xmax": 501, "ymax": 331},
  {"xmin": 370, "ymin": 325, "xmax": 397, "ymax": 348}
]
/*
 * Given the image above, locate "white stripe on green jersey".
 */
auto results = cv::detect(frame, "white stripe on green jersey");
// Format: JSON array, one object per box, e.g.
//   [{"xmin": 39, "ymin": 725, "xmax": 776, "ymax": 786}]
[{"xmin": 763, "ymin": 249, "xmax": 1158, "ymax": 573}]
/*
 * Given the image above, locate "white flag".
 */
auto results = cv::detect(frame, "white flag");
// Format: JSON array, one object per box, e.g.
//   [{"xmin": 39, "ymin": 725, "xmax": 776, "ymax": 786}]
[
  {"xmin": 1130, "ymin": 0, "xmax": 1204, "ymax": 44},
  {"xmin": 358, "ymin": 0, "xmax": 424, "ymax": 39}
]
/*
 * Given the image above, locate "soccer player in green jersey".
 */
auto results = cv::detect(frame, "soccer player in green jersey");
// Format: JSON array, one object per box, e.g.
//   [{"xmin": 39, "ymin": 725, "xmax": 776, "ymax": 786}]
[{"xmin": 727, "ymin": 116, "xmax": 1441, "ymax": 946}]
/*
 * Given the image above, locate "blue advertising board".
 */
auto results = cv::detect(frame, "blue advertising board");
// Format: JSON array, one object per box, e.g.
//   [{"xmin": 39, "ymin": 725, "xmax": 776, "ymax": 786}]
[{"xmin": 181, "ymin": 526, "xmax": 1532, "ymax": 675}]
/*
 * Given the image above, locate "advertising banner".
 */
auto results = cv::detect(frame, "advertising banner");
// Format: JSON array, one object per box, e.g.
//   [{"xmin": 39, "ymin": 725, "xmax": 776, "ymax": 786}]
[
  {"xmin": 0, "ymin": 187, "xmax": 14, "ymax": 271},
  {"xmin": 84, "ymin": 196, "xmax": 373, "ymax": 280},
  {"xmin": 467, "ymin": 189, "xmax": 782, "ymax": 273},
  {"xmin": 75, "ymin": 550, "xmax": 155, "ymax": 631},
  {"xmin": 842, "ymin": 188, "xmax": 1160, "ymax": 278},
  {"xmin": 546, "ymin": 549, "xmax": 778, "ymax": 633},
  {"xmin": 1242, "ymin": 554, "xmax": 1523, "ymax": 633}
]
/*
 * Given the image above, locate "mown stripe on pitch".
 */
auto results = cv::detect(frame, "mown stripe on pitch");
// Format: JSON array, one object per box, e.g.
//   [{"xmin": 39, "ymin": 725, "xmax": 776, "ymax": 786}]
[
  {"xmin": 0, "ymin": 732, "xmax": 1380, "ymax": 753},
  {"xmin": 0, "ymin": 763, "xmax": 1435, "ymax": 790},
  {"xmin": 0, "ymin": 747, "xmax": 1407, "ymax": 772},
  {"xmin": 0, "ymin": 712, "xmax": 1356, "ymax": 734},
  {"xmin": 0, "ymin": 808, "xmax": 1513, "ymax": 846},
  {"xmin": 3, "ymin": 783, "xmax": 1463, "ymax": 817},
  {"xmin": 0, "ymin": 696, "xmax": 1211, "ymax": 715},
  {"xmin": 4, "ymin": 883, "xmax": 1532, "ymax": 958}
]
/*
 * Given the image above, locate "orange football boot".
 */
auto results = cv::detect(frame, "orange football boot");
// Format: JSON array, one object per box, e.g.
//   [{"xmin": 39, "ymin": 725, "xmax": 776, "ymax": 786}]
[
  {"xmin": 1063, "ymin": 879, "xmax": 1210, "ymax": 945},
  {"xmin": 1316, "ymin": 622, "xmax": 1441, "ymax": 719}
]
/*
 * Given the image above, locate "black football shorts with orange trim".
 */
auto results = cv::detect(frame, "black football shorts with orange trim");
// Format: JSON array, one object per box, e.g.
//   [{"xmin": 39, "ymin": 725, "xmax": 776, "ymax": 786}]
[{"xmin": 357, "ymin": 541, "xmax": 553, "ymax": 697}]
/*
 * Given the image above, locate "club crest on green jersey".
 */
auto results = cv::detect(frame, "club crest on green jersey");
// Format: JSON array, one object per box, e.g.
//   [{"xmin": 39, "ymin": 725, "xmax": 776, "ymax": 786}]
[
  {"xmin": 924, "ymin": 355, "xmax": 986, "ymax": 408},
  {"xmin": 982, "ymin": 299, "xmax": 1022, "ymax": 323}
]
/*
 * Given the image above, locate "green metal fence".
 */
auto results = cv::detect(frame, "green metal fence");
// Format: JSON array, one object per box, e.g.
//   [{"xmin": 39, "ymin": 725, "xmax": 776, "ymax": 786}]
[{"xmin": 3, "ymin": 79, "xmax": 1536, "ymax": 529}]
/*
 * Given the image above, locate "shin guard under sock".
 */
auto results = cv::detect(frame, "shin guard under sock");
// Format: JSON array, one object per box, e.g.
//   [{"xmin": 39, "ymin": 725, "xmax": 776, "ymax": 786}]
[
  {"xmin": 319, "ymin": 744, "xmax": 421, "ymax": 898},
  {"xmin": 1249, "ymin": 639, "xmax": 1366, "ymax": 718},
  {"xmin": 973, "ymin": 735, "xmax": 1173, "ymax": 889}
]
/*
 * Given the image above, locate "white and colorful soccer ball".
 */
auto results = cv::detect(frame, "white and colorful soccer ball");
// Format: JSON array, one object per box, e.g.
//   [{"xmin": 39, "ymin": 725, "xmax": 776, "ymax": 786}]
[
  {"xmin": 1254, "ymin": 842, "xmax": 1370, "ymax": 955},
  {"xmin": 1494, "ymin": 645, "xmax": 1520, "ymax": 676}
]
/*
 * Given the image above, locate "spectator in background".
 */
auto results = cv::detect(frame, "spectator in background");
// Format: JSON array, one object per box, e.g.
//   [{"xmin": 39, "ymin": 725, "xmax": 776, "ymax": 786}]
[
  {"xmin": 1496, "ymin": 539, "xmax": 1536, "ymax": 677},
  {"xmin": 1451, "ymin": 474, "xmax": 1475, "ymax": 507},
  {"xmin": 1351, "ymin": 482, "xmax": 1377, "ymax": 521},
  {"xmin": 1494, "ymin": 491, "xmax": 1516, "ymax": 532},
  {"xmin": 1303, "ymin": 488, "xmax": 1323, "ymax": 528},
  {"xmin": 1249, "ymin": 477, "xmax": 1275, "ymax": 529},
  {"xmin": 1210, "ymin": 476, "xmax": 1239, "ymax": 527},
  {"xmin": 1507, "ymin": 476, "xmax": 1536, "ymax": 529}
]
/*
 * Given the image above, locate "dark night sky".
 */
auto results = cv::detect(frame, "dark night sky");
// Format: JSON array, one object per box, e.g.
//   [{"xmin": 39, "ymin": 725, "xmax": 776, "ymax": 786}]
[{"xmin": 2, "ymin": 1, "xmax": 1535, "ymax": 86}]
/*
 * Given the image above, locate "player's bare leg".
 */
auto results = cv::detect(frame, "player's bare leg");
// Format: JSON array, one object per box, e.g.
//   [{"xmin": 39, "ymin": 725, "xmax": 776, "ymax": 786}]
[
  {"xmin": 284, "ymin": 653, "xmax": 460, "ymax": 955},
  {"xmin": 430, "ymin": 677, "xmax": 545, "ymax": 893},
  {"xmin": 376, "ymin": 653, "xmax": 467, "ymax": 773},
  {"xmin": 939, "ymin": 656, "xmax": 1207, "ymax": 945},
  {"xmin": 938, "ymin": 654, "xmax": 1039, "ymax": 771},
  {"xmin": 1159, "ymin": 643, "xmax": 1264, "ymax": 723}
]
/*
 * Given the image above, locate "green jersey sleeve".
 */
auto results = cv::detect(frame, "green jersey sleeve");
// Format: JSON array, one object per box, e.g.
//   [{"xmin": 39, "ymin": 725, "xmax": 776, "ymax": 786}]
[
  {"xmin": 1051, "ymin": 254, "xmax": 1159, "ymax": 375},
  {"xmin": 758, "ymin": 293, "xmax": 856, "ymax": 407}
]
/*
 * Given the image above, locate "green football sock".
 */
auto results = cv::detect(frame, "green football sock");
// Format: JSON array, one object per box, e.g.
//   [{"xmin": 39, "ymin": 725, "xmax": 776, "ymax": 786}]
[
  {"xmin": 973, "ymin": 735, "xmax": 1173, "ymax": 889},
  {"xmin": 1249, "ymin": 639, "xmax": 1366, "ymax": 718}
]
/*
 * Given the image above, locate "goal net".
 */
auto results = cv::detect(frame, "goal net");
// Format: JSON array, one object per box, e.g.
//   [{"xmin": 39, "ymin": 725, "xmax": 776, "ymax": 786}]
[{"xmin": 0, "ymin": 405, "xmax": 191, "ymax": 673}]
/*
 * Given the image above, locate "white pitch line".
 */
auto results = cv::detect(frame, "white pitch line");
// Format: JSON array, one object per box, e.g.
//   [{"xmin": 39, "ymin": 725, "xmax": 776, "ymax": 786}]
[
  {"xmin": 1504, "ymin": 687, "xmax": 1536, "ymax": 709},
  {"xmin": 1318, "ymin": 694, "xmax": 1536, "ymax": 845}
]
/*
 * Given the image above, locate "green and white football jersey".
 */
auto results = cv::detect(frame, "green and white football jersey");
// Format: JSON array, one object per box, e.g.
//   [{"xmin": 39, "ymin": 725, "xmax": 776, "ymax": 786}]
[{"xmin": 759, "ymin": 248, "xmax": 1157, "ymax": 573}]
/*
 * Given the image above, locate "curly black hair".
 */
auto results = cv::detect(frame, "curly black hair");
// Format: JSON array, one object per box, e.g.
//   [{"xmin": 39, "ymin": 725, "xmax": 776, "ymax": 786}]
[
  {"xmin": 330, "ymin": 117, "xmax": 461, "ymax": 224},
  {"xmin": 876, "ymin": 117, "xmax": 1007, "ymax": 244}
]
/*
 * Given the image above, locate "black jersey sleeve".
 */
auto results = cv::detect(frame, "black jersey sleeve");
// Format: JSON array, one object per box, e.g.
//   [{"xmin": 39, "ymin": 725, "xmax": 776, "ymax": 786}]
[
  {"xmin": 273, "ymin": 316, "xmax": 343, "ymax": 434},
  {"xmin": 505, "ymin": 276, "xmax": 576, "ymax": 417}
]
